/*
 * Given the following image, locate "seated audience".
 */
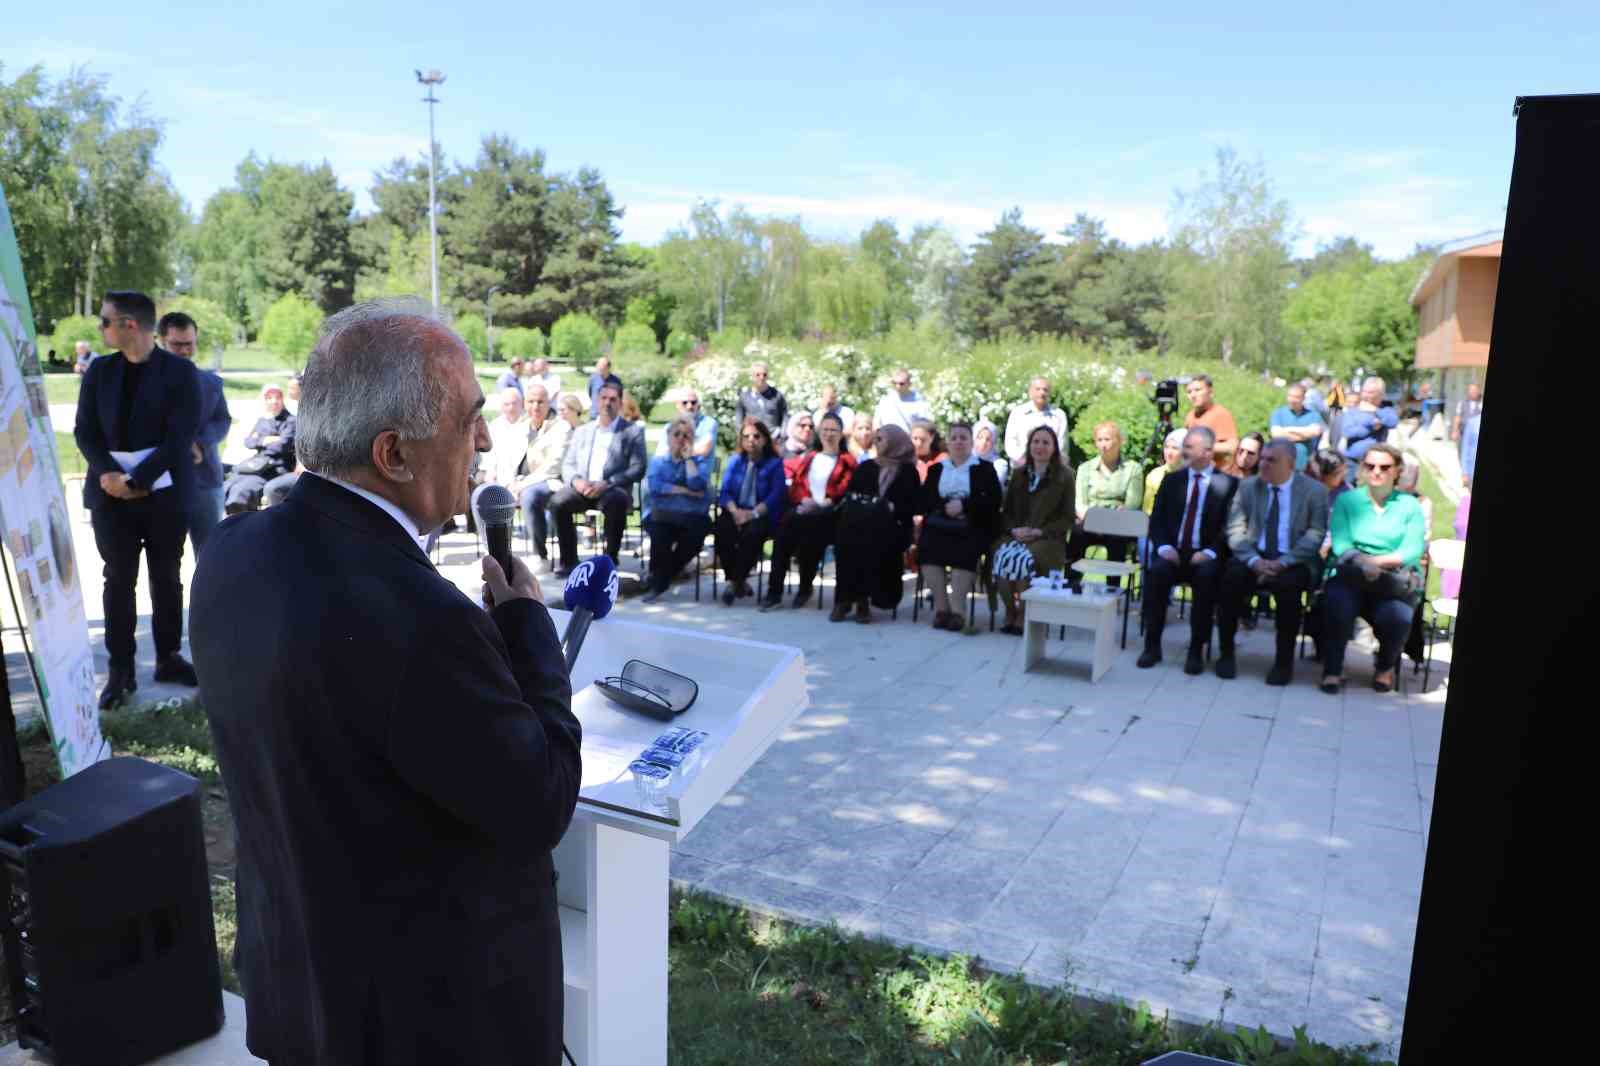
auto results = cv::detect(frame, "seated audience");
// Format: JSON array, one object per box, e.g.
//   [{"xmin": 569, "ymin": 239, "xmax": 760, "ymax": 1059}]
[
  {"xmin": 1003, "ymin": 376, "xmax": 1068, "ymax": 470},
  {"xmin": 973, "ymin": 419, "xmax": 1010, "ymax": 484},
  {"xmin": 917, "ymin": 422, "xmax": 1003, "ymax": 632},
  {"xmin": 1270, "ymin": 383, "xmax": 1326, "ymax": 470},
  {"xmin": 514, "ymin": 389, "xmax": 578, "ymax": 571},
  {"xmin": 780, "ymin": 412, "xmax": 817, "ymax": 473},
  {"xmin": 1144, "ymin": 429, "xmax": 1188, "ymax": 516},
  {"xmin": 873, "ymin": 367, "xmax": 932, "ymax": 433},
  {"xmin": 716, "ymin": 418, "xmax": 787, "ymax": 604},
  {"xmin": 1139, "ymin": 426, "xmax": 1239, "ymax": 673},
  {"xmin": 1066, "ymin": 421, "xmax": 1143, "ymax": 591},
  {"xmin": 1235, "ymin": 432, "xmax": 1264, "ymax": 478},
  {"xmin": 831, "ymin": 425, "xmax": 919, "ymax": 624},
  {"xmin": 224, "ymin": 383, "xmax": 297, "ymax": 513},
  {"xmin": 551, "ymin": 381, "xmax": 645, "ymax": 572},
  {"xmin": 656, "ymin": 388, "xmax": 717, "ymax": 460},
  {"xmin": 990, "ymin": 426, "xmax": 1076, "ymax": 635},
  {"xmin": 812, "ymin": 384, "xmax": 855, "ymax": 432},
  {"xmin": 484, "ymin": 387, "xmax": 532, "ymax": 487},
  {"xmin": 909, "ymin": 419, "xmax": 946, "ymax": 482},
  {"xmin": 641, "ymin": 415, "xmax": 713, "ymax": 604},
  {"xmin": 764, "ymin": 413, "xmax": 857, "ymax": 610},
  {"xmin": 1339, "ymin": 376, "xmax": 1399, "ymax": 485},
  {"xmin": 621, "ymin": 390, "xmax": 644, "ymax": 425},
  {"xmin": 1216, "ymin": 439, "xmax": 1329, "ymax": 685},
  {"xmin": 1183, "ymin": 374, "xmax": 1240, "ymax": 474},
  {"xmin": 1319, "ymin": 443, "xmax": 1426, "ymax": 694},
  {"xmin": 848, "ymin": 412, "xmax": 876, "ymax": 460}
]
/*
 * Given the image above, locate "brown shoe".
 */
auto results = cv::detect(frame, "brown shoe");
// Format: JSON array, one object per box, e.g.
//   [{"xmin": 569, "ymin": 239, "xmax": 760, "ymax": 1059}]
[
  {"xmin": 829, "ymin": 601, "xmax": 850, "ymax": 622},
  {"xmin": 855, "ymin": 599, "xmax": 872, "ymax": 624}
]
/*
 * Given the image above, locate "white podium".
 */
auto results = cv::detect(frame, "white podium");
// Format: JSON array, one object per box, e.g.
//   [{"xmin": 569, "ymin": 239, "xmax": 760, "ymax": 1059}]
[{"xmin": 550, "ymin": 610, "xmax": 807, "ymax": 1066}]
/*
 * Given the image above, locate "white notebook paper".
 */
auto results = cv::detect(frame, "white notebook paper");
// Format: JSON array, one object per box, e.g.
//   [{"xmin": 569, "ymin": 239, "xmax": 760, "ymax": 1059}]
[{"xmin": 110, "ymin": 448, "xmax": 174, "ymax": 490}]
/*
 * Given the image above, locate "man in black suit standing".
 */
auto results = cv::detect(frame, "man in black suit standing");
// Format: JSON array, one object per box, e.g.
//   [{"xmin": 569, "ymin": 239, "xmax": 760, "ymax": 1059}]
[
  {"xmin": 1140, "ymin": 425, "xmax": 1238, "ymax": 674},
  {"xmin": 74, "ymin": 291, "xmax": 202, "ymax": 708},
  {"xmin": 191, "ymin": 299, "xmax": 583, "ymax": 1066},
  {"xmin": 1217, "ymin": 439, "xmax": 1330, "ymax": 685}
]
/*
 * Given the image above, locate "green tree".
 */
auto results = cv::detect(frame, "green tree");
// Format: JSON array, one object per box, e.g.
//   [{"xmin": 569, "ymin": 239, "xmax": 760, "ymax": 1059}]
[
  {"xmin": 549, "ymin": 312, "xmax": 605, "ymax": 366},
  {"xmin": 439, "ymin": 135, "xmax": 555, "ymax": 327},
  {"xmin": 47, "ymin": 314, "xmax": 99, "ymax": 358},
  {"xmin": 157, "ymin": 295, "xmax": 239, "ymax": 353},
  {"xmin": 192, "ymin": 184, "xmax": 269, "ymax": 328},
  {"xmin": 1283, "ymin": 254, "xmax": 1426, "ymax": 382},
  {"xmin": 612, "ymin": 321, "xmax": 658, "ymax": 356},
  {"xmin": 0, "ymin": 64, "xmax": 184, "ymax": 334},
  {"xmin": 656, "ymin": 199, "xmax": 746, "ymax": 337},
  {"xmin": 454, "ymin": 312, "xmax": 488, "ymax": 359},
  {"xmin": 858, "ymin": 219, "xmax": 915, "ymax": 332},
  {"xmin": 956, "ymin": 208, "xmax": 1047, "ymax": 340},
  {"xmin": 498, "ymin": 327, "xmax": 546, "ymax": 361},
  {"xmin": 907, "ymin": 224, "xmax": 965, "ymax": 333},
  {"xmin": 1160, "ymin": 147, "xmax": 1296, "ymax": 369},
  {"xmin": 258, "ymin": 293, "xmax": 324, "ymax": 369},
  {"xmin": 254, "ymin": 160, "xmax": 358, "ymax": 313},
  {"xmin": 530, "ymin": 167, "xmax": 641, "ymax": 327}
]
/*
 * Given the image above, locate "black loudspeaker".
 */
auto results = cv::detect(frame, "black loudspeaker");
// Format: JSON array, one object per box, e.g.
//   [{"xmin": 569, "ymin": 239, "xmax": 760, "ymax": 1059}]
[{"xmin": 0, "ymin": 757, "xmax": 224, "ymax": 1065}]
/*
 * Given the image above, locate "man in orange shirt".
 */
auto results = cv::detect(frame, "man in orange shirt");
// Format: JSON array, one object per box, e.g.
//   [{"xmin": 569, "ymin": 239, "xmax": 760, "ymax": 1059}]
[{"xmin": 1184, "ymin": 374, "xmax": 1239, "ymax": 474}]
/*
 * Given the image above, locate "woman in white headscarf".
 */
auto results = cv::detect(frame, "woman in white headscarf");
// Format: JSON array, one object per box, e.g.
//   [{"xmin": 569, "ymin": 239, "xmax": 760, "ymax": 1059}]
[{"xmin": 973, "ymin": 419, "xmax": 1008, "ymax": 483}]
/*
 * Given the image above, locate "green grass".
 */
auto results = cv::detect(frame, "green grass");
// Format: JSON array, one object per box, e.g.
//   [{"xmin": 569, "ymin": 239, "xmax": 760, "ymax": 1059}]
[{"xmin": 668, "ymin": 892, "xmax": 1392, "ymax": 1064}]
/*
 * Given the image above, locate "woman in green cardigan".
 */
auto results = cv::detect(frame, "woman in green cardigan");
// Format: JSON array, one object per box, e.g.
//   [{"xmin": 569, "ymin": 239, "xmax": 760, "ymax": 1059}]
[
  {"xmin": 1321, "ymin": 442, "xmax": 1426, "ymax": 694},
  {"xmin": 990, "ymin": 426, "xmax": 1076, "ymax": 634}
]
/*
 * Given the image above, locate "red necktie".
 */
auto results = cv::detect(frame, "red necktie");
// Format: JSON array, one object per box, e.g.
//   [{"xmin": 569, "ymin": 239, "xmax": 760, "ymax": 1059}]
[{"xmin": 1178, "ymin": 472, "xmax": 1200, "ymax": 550}]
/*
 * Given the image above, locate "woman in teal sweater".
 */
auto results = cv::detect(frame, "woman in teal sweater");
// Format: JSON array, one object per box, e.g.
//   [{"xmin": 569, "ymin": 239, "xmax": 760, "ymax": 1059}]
[{"xmin": 1320, "ymin": 442, "xmax": 1426, "ymax": 694}]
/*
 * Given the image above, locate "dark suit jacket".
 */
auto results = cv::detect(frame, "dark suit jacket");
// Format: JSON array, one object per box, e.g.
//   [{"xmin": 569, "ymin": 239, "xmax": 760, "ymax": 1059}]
[
  {"xmin": 921, "ymin": 459, "xmax": 1004, "ymax": 547},
  {"xmin": 560, "ymin": 417, "xmax": 646, "ymax": 490},
  {"xmin": 1149, "ymin": 465, "xmax": 1238, "ymax": 559},
  {"xmin": 73, "ymin": 346, "xmax": 202, "ymax": 508},
  {"xmin": 190, "ymin": 473, "xmax": 583, "ymax": 1066},
  {"xmin": 194, "ymin": 369, "xmax": 232, "ymax": 490}
]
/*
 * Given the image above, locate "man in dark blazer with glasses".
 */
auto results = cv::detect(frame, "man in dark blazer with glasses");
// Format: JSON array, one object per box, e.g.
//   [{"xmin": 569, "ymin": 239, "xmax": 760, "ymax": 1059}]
[
  {"xmin": 1140, "ymin": 425, "xmax": 1239, "ymax": 675},
  {"xmin": 74, "ymin": 290, "xmax": 202, "ymax": 707}
]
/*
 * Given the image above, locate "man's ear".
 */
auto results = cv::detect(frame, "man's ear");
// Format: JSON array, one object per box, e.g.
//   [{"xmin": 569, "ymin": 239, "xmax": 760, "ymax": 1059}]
[{"xmin": 371, "ymin": 430, "xmax": 415, "ymax": 483}]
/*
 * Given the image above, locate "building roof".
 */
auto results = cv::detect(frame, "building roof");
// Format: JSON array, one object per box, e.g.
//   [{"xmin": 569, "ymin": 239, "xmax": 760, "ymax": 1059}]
[{"xmin": 1409, "ymin": 230, "xmax": 1504, "ymax": 306}]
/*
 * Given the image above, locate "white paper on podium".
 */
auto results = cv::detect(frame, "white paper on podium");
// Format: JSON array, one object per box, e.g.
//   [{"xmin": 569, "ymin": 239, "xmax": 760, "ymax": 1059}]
[{"xmin": 109, "ymin": 447, "xmax": 173, "ymax": 490}]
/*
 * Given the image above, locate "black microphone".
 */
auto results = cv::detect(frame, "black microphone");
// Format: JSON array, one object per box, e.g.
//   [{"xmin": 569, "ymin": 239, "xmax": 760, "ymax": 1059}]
[
  {"xmin": 561, "ymin": 555, "xmax": 619, "ymax": 674},
  {"xmin": 471, "ymin": 483, "xmax": 518, "ymax": 581}
]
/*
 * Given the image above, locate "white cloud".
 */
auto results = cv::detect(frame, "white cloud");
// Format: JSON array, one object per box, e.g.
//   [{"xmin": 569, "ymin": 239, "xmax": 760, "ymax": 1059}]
[{"xmin": 1300, "ymin": 173, "xmax": 1504, "ymax": 258}]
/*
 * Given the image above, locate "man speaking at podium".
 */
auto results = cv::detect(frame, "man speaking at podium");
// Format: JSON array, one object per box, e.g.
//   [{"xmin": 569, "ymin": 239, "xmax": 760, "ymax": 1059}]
[{"xmin": 192, "ymin": 299, "xmax": 583, "ymax": 1066}]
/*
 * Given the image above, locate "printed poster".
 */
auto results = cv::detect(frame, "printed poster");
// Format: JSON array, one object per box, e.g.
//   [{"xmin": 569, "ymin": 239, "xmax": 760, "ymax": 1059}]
[{"xmin": 0, "ymin": 183, "xmax": 106, "ymax": 778}]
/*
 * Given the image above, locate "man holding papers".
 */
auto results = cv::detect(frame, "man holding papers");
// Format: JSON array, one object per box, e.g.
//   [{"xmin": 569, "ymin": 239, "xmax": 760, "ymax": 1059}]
[{"xmin": 74, "ymin": 290, "xmax": 203, "ymax": 708}]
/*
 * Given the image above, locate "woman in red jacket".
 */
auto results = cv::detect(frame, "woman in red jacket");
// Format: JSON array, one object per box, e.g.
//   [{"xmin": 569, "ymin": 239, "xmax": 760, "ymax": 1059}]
[{"xmin": 762, "ymin": 412, "xmax": 857, "ymax": 610}]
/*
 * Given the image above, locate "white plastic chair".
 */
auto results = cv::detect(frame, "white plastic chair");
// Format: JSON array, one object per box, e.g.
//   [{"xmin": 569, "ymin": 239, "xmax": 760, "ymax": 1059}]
[
  {"xmin": 1070, "ymin": 507, "xmax": 1150, "ymax": 648},
  {"xmin": 1422, "ymin": 537, "xmax": 1466, "ymax": 689}
]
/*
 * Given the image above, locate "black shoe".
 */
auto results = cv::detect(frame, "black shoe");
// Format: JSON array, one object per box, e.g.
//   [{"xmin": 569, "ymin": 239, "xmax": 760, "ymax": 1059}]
[
  {"xmin": 154, "ymin": 653, "xmax": 199, "ymax": 686},
  {"xmin": 737, "ymin": 582, "xmax": 754, "ymax": 599},
  {"xmin": 1215, "ymin": 653, "xmax": 1237, "ymax": 680},
  {"xmin": 1184, "ymin": 648, "xmax": 1204, "ymax": 675},
  {"xmin": 792, "ymin": 588, "xmax": 812, "ymax": 610},
  {"xmin": 98, "ymin": 666, "xmax": 137, "ymax": 710},
  {"xmin": 641, "ymin": 586, "xmax": 666, "ymax": 605},
  {"xmin": 759, "ymin": 595, "xmax": 783, "ymax": 612},
  {"xmin": 1265, "ymin": 661, "xmax": 1293, "ymax": 686},
  {"xmin": 720, "ymin": 586, "xmax": 736, "ymax": 606},
  {"xmin": 1136, "ymin": 647, "xmax": 1162, "ymax": 669}
]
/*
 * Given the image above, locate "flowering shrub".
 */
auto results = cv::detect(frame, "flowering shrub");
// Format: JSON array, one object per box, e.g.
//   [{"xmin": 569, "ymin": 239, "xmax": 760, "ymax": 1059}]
[{"xmin": 676, "ymin": 355, "xmax": 745, "ymax": 449}]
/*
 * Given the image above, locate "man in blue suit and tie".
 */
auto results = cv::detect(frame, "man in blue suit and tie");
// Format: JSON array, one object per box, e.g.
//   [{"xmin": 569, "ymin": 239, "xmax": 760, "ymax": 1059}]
[
  {"xmin": 74, "ymin": 291, "xmax": 202, "ymax": 708},
  {"xmin": 158, "ymin": 311, "xmax": 232, "ymax": 554}
]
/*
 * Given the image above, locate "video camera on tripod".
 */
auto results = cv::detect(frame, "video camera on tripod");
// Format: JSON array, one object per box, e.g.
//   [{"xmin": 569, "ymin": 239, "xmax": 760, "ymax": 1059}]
[{"xmin": 1145, "ymin": 376, "xmax": 1184, "ymax": 463}]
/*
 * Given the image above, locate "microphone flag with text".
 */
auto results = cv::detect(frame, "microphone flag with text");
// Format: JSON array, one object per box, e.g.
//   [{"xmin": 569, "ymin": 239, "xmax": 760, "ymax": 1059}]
[
  {"xmin": 471, "ymin": 483, "xmax": 518, "ymax": 579},
  {"xmin": 561, "ymin": 555, "xmax": 619, "ymax": 674}
]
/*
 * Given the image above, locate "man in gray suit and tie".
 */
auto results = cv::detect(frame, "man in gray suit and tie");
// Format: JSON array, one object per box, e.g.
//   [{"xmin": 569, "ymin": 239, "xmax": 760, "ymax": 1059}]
[
  {"xmin": 1217, "ymin": 438, "xmax": 1329, "ymax": 685},
  {"xmin": 550, "ymin": 380, "xmax": 646, "ymax": 574}
]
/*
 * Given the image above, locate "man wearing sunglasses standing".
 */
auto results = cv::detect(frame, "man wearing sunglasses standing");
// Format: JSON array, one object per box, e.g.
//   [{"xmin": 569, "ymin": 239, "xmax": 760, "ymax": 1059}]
[
  {"xmin": 74, "ymin": 291, "xmax": 203, "ymax": 708},
  {"xmin": 655, "ymin": 388, "xmax": 717, "ymax": 461}
]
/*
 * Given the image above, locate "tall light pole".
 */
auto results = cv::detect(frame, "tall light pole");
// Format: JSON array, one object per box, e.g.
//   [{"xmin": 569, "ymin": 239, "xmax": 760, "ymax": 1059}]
[
  {"xmin": 415, "ymin": 69, "xmax": 445, "ymax": 314},
  {"xmin": 486, "ymin": 284, "xmax": 503, "ymax": 362}
]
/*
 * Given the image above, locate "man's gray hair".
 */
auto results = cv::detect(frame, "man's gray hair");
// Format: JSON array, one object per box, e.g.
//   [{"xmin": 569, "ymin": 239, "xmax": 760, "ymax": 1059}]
[
  {"xmin": 296, "ymin": 298, "xmax": 454, "ymax": 477},
  {"xmin": 1186, "ymin": 425, "xmax": 1217, "ymax": 447},
  {"xmin": 1363, "ymin": 375, "xmax": 1386, "ymax": 392}
]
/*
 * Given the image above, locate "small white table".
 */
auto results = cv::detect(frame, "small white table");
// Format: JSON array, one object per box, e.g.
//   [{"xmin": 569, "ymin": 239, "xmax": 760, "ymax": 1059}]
[{"xmin": 1021, "ymin": 586, "xmax": 1120, "ymax": 682}]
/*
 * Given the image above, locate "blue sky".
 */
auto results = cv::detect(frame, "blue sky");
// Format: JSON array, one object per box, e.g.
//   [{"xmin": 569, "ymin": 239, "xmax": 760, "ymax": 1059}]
[{"xmin": 9, "ymin": 1, "xmax": 1596, "ymax": 258}]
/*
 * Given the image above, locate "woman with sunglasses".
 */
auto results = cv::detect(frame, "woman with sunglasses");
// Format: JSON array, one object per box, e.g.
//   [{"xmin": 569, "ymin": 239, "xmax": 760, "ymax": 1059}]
[
  {"xmin": 715, "ymin": 418, "xmax": 786, "ymax": 605},
  {"xmin": 764, "ymin": 413, "xmax": 856, "ymax": 610},
  {"xmin": 641, "ymin": 415, "xmax": 712, "ymax": 604},
  {"xmin": 1319, "ymin": 442, "xmax": 1426, "ymax": 694}
]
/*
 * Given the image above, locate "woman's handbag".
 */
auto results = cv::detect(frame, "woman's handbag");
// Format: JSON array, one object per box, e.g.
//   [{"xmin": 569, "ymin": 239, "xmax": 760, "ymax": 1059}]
[
  {"xmin": 232, "ymin": 453, "xmax": 280, "ymax": 478},
  {"xmin": 1335, "ymin": 551, "xmax": 1421, "ymax": 604}
]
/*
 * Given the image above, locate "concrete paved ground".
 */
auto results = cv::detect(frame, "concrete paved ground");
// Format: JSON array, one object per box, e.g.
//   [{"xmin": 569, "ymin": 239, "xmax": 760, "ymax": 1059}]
[{"xmin": 23, "ymin": 508, "xmax": 1446, "ymax": 1057}]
